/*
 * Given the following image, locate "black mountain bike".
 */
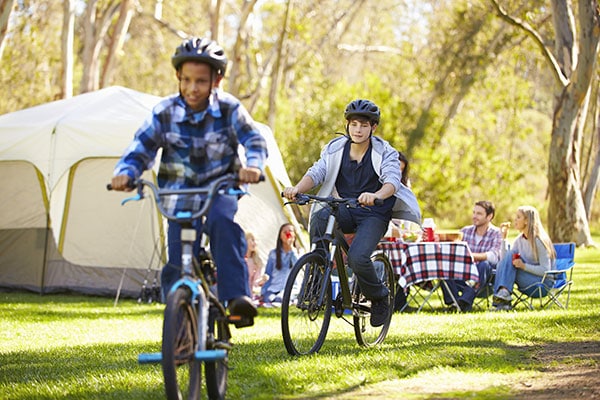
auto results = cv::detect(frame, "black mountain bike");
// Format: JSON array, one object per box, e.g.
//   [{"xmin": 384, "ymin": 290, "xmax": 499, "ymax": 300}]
[
  {"xmin": 110, "ymin": 174, "xmax": 255, "ymax": 400},
  {"xmin": 280, "ymin": 193, "xmax": 395, "ymax": 355}
]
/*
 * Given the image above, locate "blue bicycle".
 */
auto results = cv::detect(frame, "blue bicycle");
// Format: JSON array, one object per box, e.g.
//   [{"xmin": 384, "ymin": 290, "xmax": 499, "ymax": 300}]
[{"xmin": 110, "ymin": 173, "xmax": 253, "ymax": 400}]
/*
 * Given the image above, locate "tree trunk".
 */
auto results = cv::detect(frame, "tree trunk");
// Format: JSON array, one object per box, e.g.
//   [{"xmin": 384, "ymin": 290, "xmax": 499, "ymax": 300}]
[
  {"xmin": 209, "ymin": 0, "xmax": 221, "ymax": 42},
  {"xmin": 100, "ymin": 0, "xmax": 133, "ymax": 88},
  {"xmin": 548, "ymin": 86, "xmax": 594, "ymax": 245},
  {"xmin": 60, "ymin": 0, "xmax": 75, "ymax": 99},
  {"xmin": 267, "ymin": 0, "xmax": 292, "ymax": 129},
  {"xmin": 0, "ymin": 0, "xmax": 16, "ymax": 62},
  {"xmin": 547, "ymin": 0, "xmax": 600, "ymax": 247},
  {"xmin": 228, "ymin": 0, "xmax": 258, "ymax": 97},
  {"xmin": 583, "ymin": 99, "xmax": 600, "ymax": 218}
]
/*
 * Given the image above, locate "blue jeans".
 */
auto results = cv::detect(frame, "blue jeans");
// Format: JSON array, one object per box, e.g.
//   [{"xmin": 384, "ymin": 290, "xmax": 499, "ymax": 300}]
[
  {"xmin": 161, "ymin": 193, "xmax": 250, "ymax": 303},
  {"xmin": 443, "ymin": 260, "xmax": 493, "ymax": 306},
  {"xmin": 310, "ymin": 207, "xmax": 389, "ymax": 300},
  {"xmin": 493, "ymin": 249, "xmax": 549, "ymax": 294}
]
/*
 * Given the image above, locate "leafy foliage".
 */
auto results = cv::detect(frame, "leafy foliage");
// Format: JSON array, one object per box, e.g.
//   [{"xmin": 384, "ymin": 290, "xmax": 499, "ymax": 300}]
[{"xmin": 0, "ymin": 0, "xmax": 598, "ymax": 230}]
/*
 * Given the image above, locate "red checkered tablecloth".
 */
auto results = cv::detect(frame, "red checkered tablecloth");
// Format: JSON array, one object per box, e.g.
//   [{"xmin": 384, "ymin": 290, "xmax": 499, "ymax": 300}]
[{"xmin": 376, "ymin": 241, "xmax": 478, "ymax": 288}]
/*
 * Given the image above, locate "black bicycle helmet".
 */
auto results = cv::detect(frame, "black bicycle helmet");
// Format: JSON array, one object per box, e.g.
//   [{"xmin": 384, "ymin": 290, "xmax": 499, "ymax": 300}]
[
  {"xmin": 344, "ymin": 99, "xmax": 380, "ymax": 124},
  {"xmin": 171, "ymin": 37, "xmax": 228, "ymax": 76}
]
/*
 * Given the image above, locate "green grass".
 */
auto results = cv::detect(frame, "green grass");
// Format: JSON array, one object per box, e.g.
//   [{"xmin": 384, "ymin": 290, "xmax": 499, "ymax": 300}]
[{"xmin": 1, "ymin": 243, "xmax": 599, "ymax": 400}]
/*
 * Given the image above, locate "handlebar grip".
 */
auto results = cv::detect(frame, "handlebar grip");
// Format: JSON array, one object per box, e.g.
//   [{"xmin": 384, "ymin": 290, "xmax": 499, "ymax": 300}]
[
  {"xmin": 374, "ymin": 198, "xmax": 384, "ymax": 206},
  {"xmin": 106, "ymin": 183, "xmax": 113, "ymax": 191}
]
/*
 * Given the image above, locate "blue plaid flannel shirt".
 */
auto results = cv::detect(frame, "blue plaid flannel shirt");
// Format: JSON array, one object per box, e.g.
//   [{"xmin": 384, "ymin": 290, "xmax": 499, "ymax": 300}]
[{"xmin": 114, "ymin": 90, "xmax": 268, "ymax": 213}]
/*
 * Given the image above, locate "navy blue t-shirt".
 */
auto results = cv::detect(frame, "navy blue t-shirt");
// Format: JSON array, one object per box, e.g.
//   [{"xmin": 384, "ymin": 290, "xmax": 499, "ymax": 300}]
[{"xmin": 335, "ymin": 141, "xmax": 394, "ymax": 223}]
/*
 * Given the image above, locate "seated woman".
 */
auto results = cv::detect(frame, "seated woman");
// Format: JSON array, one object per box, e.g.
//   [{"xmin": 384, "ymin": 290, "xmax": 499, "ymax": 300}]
[{"xmin": 492, "ymin": 205, "xmax": 556, "ymax": 311}]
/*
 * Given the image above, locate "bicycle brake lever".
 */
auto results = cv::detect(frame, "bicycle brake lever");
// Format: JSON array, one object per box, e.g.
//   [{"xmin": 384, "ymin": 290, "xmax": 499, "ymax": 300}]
[
  {"xmin": 121, "ymin": 193, "xmax": 142, "ymax": 206},
  {"xmin": 221, "ymin": 187, "xmax": 248, "ymax": 196}
]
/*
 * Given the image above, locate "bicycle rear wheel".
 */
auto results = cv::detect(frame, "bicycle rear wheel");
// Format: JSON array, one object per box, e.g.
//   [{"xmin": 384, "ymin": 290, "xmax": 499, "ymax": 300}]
[
  {"xmin": 353, "ymin": 252, "xmax": 395, "ymax": 347},
  {"xmin": 281, "ymin": 252, "xmax": 332, "ymax": 355},
  {"xmin": 162, "ymin": 287, "xmax": 202, "ymax": 400},
  {"xmin": 205, "ymin": 304, "xmax": 229, "ymax": 400}
]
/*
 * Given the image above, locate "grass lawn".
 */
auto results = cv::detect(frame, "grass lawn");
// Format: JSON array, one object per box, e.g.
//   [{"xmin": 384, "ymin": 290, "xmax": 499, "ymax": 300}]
[{"xmin": 1, "ymin": 242, "xmax": 599, "ymax": 399}]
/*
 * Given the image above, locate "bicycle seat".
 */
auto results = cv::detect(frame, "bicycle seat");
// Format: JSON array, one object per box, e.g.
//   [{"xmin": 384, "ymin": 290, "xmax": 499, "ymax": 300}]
[{"xmin": 227, "ymin": 296, "xmax": 258, "ymax": 328}]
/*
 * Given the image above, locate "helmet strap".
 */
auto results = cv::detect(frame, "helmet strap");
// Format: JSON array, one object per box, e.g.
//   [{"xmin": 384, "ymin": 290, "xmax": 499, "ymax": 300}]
[{"xmin": 344, "ymin": 123, "xmax": 355, "ymax": 143}]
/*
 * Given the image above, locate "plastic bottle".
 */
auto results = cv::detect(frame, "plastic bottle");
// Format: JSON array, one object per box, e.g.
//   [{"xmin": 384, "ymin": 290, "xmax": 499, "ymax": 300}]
[{"xmin": 422, "ymin": 218, "xmax": 436, "ymax": 242}]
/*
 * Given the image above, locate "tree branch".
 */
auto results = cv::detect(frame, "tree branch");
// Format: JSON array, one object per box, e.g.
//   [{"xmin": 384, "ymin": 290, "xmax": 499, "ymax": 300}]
[{"xmin": 489, "ymin": 0, "xmax": 569, "ymax": 87}]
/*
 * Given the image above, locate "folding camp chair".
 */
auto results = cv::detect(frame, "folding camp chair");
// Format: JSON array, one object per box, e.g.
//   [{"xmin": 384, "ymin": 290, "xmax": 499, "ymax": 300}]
[
  {"xmin": 473, "ymin": 267, "xmax": 495, "ymax": 310},
  {"xmin": 512, "ymin": 242, "xmax": 575, "ymax": 310}
]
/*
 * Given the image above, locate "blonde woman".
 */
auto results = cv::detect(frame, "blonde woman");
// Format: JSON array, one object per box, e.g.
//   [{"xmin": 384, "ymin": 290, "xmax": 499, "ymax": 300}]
[
  {"xmin": 245, "ymin": 231, "xmax": 264, "ymax": 300},
  {"xmin": 492, "ymin": 205, "xmax": 556, "ymax": 310}
]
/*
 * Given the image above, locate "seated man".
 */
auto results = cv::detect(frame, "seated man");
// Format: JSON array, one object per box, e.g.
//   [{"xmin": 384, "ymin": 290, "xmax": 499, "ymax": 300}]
[{"xmin": 443, "ymin": 200, "xmax": 503, "ymax": 311}]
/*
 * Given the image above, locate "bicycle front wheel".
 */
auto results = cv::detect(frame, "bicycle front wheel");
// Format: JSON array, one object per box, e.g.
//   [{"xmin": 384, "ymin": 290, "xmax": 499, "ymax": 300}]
[
  {"xmin": 205, "ymin": 304, "xmax": 229, "ymax": 400},
  {"xmin": 353, "ymin": 252, "xmax": 395, "ymax": 347},
  {"xmin": 162, "ymin": 287, "xmax": 202, "ymax": 400},
  {"xmin": 281, "ymin": 252, "xmax": 332, "ymax": 356}
]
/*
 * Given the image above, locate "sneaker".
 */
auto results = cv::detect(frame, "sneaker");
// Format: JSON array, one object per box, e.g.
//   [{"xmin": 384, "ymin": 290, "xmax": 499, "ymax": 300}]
[
  {"xmin": 227, "ymin": 295, "xmax": 258, "ymax": 328},
  {"xmin": 493, "ymin": 287, "xmax": 512, "ymax": 303},
  {"xmin": 370, "ymin": 297, "xmax": 390, "ymax": 327}
]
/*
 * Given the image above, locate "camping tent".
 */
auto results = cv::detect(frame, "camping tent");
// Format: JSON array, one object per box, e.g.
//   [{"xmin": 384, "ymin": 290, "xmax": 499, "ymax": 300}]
[{"xmin": 0, "ymin": 86, "xmax": 302, "ymax": 299}]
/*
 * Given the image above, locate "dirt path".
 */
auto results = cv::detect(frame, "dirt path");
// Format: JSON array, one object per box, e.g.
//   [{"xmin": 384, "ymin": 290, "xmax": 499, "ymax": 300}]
[
  {"xmin": 320, "ymin": 341, "xmax": 600, "ymax": 399},
  {"xmin": 511, "ymin": 340, "xmax": 600, "ymax": 399}
]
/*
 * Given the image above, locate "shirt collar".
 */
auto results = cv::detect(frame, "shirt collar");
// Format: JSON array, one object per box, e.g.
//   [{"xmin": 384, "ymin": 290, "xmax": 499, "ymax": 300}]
[{"xmin": 174, "ymin": 90, "xmax": 222, "ymax": 123}]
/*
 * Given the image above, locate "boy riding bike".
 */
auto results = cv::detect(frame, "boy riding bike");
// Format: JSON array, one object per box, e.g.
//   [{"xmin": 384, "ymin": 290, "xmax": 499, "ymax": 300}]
[
  {"xmin": 111, "ymin": 36, "xmax": 267, "ymax": 326},
  {"xmin": 282, "ymin": 99, "xmax": 421, "ymax": 326}
]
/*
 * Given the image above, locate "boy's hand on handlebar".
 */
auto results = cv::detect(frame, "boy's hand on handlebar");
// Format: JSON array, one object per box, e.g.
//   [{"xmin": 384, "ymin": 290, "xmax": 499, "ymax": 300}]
[
  {"xmin": 111, "ymin": 175, "xmax": 134, "ymax": 192},
  {"xmin": 282, "ymin": 186, "xmax": 299, "ymax": 200},
  {"xmin": 238, "ymin": 167, "xmax": 263, "ymax": 184},
  {"xmin": 358, "ymin": 192, "xmax": 380, "ymax": 206}
]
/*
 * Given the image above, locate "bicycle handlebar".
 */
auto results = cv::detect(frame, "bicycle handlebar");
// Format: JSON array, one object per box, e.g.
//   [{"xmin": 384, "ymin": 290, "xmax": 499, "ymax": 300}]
[
  {"xmin": 108, "ymin": 174, "xmax": 263, "ymax": 222},
  {"xmin": 282, "ymin": 192, "xmax": 384, "ymax": 208}
]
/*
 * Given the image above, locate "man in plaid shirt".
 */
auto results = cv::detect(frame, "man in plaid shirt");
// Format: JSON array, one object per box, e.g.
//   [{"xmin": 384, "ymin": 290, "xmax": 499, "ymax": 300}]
[
  {"xmin": 111, "ymin": 37, "xmax": 267, "ymax": 326},
  {"xmin": 442, "ymin": 200, "xmax": 503, "ymax": 311}
]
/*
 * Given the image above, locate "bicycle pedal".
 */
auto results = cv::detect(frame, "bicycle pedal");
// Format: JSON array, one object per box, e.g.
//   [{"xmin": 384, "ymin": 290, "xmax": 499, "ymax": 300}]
[{"xmin": 227, "ymin": 315, "xmax": 254, "ymax": 328}]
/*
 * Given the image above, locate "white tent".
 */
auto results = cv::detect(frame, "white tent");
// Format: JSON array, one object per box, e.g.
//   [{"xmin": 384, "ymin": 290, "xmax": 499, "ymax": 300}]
[{"xmin": 0, "ymin": 86, "xmax": 302, "ymax": 298}]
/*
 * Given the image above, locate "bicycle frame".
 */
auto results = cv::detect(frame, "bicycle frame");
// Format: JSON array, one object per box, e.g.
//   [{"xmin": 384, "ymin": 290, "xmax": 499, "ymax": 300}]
[
  {"xmin": 280, "ymin": 192, "xmax": 395, "ymax": 355},
  {"xmin": 305, "ymin": 203, "xmax": 354, "ymax": 314}
]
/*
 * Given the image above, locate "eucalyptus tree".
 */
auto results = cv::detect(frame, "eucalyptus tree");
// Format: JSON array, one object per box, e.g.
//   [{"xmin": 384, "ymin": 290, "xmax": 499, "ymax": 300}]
[{"xmin": 491, "ymin": 0, "xmax": 599, "ymax": 246}]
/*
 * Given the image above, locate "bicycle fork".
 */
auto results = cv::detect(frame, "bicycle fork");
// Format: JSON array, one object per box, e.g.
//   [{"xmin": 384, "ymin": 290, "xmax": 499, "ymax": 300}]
[{"xmin": 138, "ymin": 227, "xmax": 226, "ymax": 364}]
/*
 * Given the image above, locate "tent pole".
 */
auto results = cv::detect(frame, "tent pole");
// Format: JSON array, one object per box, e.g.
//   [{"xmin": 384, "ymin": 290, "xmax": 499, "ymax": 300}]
[{"xmin": 114, "ymin": 268, "xmax": 126, "ymax": 307}]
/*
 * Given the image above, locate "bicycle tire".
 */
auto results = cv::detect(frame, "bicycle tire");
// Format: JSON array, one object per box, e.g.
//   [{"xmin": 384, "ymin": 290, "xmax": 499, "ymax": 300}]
[
  {"xmin": 205, "ymin": 305, "xmax": 229, "ymax": 400},
  {"xmin": 281, "ymin": 252, "xmax": 332, "ymax": 356},
  {"xmin": 162, "ymin": 287, "xmax": 202, "ymax": 400},
  {"xmin": 353, "ymin": 252, "xmax": 395, "ymax": 347}
]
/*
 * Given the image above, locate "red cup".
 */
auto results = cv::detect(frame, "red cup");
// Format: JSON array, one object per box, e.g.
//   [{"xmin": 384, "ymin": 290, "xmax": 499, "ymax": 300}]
[
  {"xmin": 424, "ymin": 227, "xmax": 435, "ymax": 242},
  {"xmin": 512, "ymin": 253, "xmax": 520, "ymax": 261}
]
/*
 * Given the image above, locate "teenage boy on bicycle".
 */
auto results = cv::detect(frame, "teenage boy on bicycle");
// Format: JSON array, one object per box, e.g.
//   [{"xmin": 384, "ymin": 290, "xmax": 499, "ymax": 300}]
[
  {"xmin": 282, "ymin": 99, "xmax": 421, "ymax": 326},
  {"xmin": 111, "ymin": 37, "xmax": 267, "ymax": 326}
]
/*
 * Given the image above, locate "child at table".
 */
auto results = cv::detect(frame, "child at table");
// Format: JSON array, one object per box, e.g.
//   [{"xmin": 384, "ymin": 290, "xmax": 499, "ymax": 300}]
[{"xmin": 260, "ymin": 223, "xmax": 299, "ymax": 306}]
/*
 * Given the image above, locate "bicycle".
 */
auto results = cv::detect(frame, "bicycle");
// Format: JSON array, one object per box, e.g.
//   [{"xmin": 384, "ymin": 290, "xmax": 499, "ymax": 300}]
[
  {"xmin": 280, "ymin": 193, "xmax": 395, "ymax": 356},
  {"xmin": 109, "ymin": 173, "xmax": 255, "ymax": 400}
]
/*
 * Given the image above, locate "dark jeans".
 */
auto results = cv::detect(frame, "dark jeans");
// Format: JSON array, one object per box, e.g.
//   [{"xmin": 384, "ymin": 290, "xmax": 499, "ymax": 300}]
[
  {"xmin": 310, "ymin": 207, "xmax": 389, "ymax": 300},
  {"xmin": 161, "ymin": 193, "xmax": 250, "ymax": 303},
  {"xmin": 442, "ymin": 261, "xmax": 493, "ymax": 306}
]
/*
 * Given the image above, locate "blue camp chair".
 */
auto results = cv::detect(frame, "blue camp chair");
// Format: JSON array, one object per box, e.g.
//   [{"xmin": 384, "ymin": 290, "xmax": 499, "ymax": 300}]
[{"xmin": 513, "ymin": 242, "xmax": 575, "ymax": 310}]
